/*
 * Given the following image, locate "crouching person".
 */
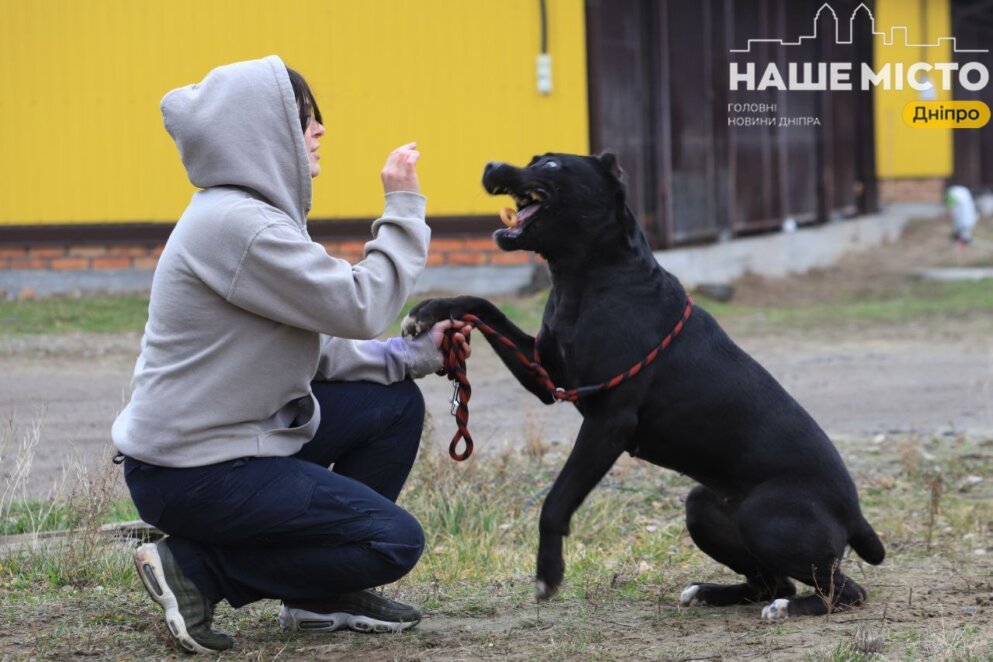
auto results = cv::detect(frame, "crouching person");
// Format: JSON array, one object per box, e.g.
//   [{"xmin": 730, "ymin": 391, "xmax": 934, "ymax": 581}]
[{"xmin": 112, "ymin": 56, "xmax": 470, "ymax": 654}]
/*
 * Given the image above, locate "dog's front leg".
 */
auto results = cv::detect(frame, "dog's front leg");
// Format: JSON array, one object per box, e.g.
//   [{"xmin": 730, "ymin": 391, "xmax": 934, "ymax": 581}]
[{"xmin": 535, "ymin": 408, "xmax": 636, "ymax": 599}]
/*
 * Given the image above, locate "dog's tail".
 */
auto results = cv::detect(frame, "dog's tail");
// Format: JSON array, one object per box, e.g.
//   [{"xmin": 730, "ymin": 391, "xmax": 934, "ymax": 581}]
[{"xmin": 849, "ymin": 516, "xmax": 885, "ymax": 565}]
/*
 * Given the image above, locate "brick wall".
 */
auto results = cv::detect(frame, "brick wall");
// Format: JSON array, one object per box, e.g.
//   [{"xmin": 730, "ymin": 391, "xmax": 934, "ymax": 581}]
[
  {"xmin": 0, "ymin": 245, "xmax": 165, "ymax": 272},
  {"xmin": 0, "ymin": 234, "xmax": 531, "ymax": 300},
  {"xmin": 300, "ymin": 237, "xmax": 530, "ymax": 267},
  {"xmin": 878, "ymin": 178, "xmax": 946, "ymax": 205},
  {"xmin": 0, "ymin": 236, "xmax": 528, "ymax": 271}
]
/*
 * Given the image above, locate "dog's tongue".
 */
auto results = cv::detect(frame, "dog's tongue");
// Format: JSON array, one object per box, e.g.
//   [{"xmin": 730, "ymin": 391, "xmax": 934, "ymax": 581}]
[{"xmin": 517, "ymin": 204, "xmax": 539, "ymax": 223}]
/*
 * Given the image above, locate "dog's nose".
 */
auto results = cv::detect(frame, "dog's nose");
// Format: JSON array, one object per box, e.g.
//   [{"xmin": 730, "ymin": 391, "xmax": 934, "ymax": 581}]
[{"xmin": 482, "ymin": 161, "xmax": 507, "ymax": 190}]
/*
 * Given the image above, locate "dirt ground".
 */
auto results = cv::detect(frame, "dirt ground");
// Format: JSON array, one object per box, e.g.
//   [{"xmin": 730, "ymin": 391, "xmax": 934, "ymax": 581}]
[
  {"xmin": 1, "ymin": 212, "xmax": 993, "ymax": 660},
  {"xmin": 2, "ymin": 212, "xmax": 991, "ymax": 501}
]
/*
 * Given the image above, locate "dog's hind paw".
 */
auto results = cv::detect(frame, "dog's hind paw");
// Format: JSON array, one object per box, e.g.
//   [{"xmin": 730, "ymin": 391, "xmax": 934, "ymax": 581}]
[
  {"xmin": 680, "ymin": 584, "xmax": 704, "ymax": 607},
  {"xmin": 761, "ymin": 599, "xmax": 790, "ymax": 620}
]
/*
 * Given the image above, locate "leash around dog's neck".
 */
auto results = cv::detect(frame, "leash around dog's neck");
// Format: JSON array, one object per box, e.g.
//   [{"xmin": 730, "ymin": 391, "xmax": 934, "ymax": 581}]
[{"xmin": 435, "ymin": 295, "xmax": 694, "ymax": 461}]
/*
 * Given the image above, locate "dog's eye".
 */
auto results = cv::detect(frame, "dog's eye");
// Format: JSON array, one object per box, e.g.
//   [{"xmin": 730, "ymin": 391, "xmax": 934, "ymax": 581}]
[{"xmin": 542, "ymin": 160, "xmax": 560, "ymax": 169}]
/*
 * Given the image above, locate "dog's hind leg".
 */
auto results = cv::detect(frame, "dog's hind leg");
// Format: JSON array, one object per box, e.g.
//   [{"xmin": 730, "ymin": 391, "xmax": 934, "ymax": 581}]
[
  {"xmin": 732, "ymin": 488, "xmax": 867, "ymax": 619},
  {"xmin": 760, "ymin": 564, "xmax": 868, "ymax": 619},
  {"xmin": 681, "ymin": 485, "xmax": 796, "ymax": 607}
]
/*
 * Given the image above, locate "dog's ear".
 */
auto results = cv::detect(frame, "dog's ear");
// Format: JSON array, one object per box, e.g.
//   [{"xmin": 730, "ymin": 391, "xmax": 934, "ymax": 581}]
[{"xmin": 595, "ymin": 151, "xmax": 625, "ymax": 184}]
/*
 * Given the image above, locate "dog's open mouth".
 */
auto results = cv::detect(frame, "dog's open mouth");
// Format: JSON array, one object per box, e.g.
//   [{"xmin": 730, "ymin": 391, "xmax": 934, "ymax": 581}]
[{"xmin": 496, "ymin": 189, "xmax": 547, "ymax": 234}]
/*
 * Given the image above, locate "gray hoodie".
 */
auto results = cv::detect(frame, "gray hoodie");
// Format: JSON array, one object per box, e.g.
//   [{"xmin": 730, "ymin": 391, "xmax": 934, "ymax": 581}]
[{"xmin": 112, "ymin": 55, "xmax": 440, "ymax": 467}]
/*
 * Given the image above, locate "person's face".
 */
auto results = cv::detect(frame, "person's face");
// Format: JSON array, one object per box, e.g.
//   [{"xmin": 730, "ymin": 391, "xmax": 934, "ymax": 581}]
[{"xmin": 304, "ymin": 114, "xmax": 325, "ymax": 178}]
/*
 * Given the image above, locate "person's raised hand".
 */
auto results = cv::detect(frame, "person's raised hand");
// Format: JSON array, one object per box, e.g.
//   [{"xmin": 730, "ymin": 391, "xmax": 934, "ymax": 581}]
[{"xmin": 382, "ymin": 142, "xmax": 420, "ymax": 194}]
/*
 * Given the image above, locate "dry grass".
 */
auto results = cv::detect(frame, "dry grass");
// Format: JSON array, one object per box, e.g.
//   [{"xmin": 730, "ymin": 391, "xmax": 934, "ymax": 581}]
[
  {"xmin": 0, "ymin": 413, "xmax": 133, "ymax": 593},
  {"xmin": 1, "ymin": 419, "xmax": 992, "ymax": 660},
  {"xmin": 0, "ymin": 408, "xmax": 66, "ymax": 537}
]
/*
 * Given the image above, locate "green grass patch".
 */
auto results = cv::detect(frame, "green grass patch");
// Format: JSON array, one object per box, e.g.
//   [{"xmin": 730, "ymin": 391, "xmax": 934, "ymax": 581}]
[
  {"xmin": 0, "ymin": 295, "xmax": 150, "ymax": 334},
  {"xmin": 1, "ymin": 498, "xmax": 137, "ymax": 536},
  {"xmin": 702, "ymin": 279, "xmax": 993, "ymax": 330},
  {"xmin": 1, "ymin": 278, "xmax": 988, "ymax": 337},
  {"xmin": 0, "ymin": 292, "xmax": 548, "ymax": 338}
]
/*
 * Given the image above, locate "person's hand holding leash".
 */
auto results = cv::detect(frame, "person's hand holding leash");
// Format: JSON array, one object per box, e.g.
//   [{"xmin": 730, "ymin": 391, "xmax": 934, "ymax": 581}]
[
  {"xmin": 428, "ymin": 319, "xmax": 472, "ymax": 361},
  {"xmin": 382, "ymin": 142, "xmax": 421, "ymax": 194}
]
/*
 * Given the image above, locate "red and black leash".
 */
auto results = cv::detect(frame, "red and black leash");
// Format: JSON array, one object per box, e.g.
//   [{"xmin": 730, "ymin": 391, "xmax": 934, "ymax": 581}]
[{"xmin": 435, "ymin": 296, "xmax": 694, "ymax": 461}]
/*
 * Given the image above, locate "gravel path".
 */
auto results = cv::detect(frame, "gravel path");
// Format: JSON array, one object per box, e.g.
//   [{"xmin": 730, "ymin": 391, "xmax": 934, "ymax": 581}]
[{"xmin": 2, "ymin": 325, "xmax": 990, "ymax": 500}]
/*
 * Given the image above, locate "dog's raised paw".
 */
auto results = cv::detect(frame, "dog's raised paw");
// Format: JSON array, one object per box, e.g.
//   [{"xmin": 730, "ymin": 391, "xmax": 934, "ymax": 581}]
[
  {"xmin": 680, "ymin": 584, "xmax": 704, "ymax": 607},
  {"xmin": 761, "ymin": 598, "xmax": 790, "ymax": 620},
  {"xmin": 400, "ymin": 314, "xmax": 424, "ymax": 339}
]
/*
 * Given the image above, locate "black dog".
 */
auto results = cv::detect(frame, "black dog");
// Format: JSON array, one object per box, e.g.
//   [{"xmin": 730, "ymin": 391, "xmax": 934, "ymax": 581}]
[{"xmin": 402, "ymin": 153, "xmax": 884, "ymax": 619}]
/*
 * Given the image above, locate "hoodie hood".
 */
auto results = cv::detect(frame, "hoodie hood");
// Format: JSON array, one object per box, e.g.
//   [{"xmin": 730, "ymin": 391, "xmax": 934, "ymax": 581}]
[{"xmin": 161, "ymin": 55, "xmax": 311, "ymax": 227}]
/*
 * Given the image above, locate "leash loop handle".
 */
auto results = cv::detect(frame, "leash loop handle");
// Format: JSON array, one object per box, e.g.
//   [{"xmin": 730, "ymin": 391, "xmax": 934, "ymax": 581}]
[{"xmin": 449, "ymin": 430, "xmax": 473, "ymax": 461}]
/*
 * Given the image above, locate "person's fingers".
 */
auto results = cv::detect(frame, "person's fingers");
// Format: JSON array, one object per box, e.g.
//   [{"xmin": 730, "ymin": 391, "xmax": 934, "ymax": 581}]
[
  {"xmin": 382, "ymin": 143, "xmax": 421, "ymax": 194},
  {"xmin": 452, "ymin": 333, "xmax": 471, "ymax": 358},
  {"xmin": 428, "ymin": 321, "xmax": 450, "ymax": 344},
  {"xmin": 451, "ymin": 328, "xmax": 472, "ymax": 349},
  {"xmin": 389, "ymin": 146, "xmax": 418, "ymax": 163},
  {"xmin": 387, "ymin": 144, "xmax": 416, "ymax": 161},
  {"xmin": 384, "ymin": 145, "xmax": 418, "ymax": 166}
]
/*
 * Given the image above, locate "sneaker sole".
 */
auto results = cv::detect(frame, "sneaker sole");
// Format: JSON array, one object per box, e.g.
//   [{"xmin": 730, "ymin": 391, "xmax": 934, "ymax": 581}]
[
  {"xmin": 133, "ymin": 544, "xmax": 215, "ymax": 655},
  {"xmin": 279, "ymin": 606, "xmax": 419, "ymax": 634}
]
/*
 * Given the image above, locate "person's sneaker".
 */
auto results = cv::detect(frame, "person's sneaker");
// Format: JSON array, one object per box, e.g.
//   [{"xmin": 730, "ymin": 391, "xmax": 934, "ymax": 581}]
[
  {"xmin": 133, "ymin": 541, "xmax": 234, "ymax": 654},
  {"xmin": 279, "ymin": 589, "xmax": 421, "ymax": 633}
]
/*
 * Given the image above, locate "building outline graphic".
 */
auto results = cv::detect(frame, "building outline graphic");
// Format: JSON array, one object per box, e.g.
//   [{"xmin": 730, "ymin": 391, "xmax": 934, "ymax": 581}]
[{"xmin": 730, "ymin": 2, "xmax": 988, "ymax": 54}]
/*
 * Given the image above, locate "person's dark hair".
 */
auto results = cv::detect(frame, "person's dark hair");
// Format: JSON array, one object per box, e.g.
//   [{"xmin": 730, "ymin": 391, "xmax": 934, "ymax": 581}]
[{"xmin": 286, "ymin": 67, "xmax": 322, "ymax": 134}]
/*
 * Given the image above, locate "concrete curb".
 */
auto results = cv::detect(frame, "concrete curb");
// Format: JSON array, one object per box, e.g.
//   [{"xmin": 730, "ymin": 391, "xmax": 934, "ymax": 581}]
[
  {"xmin": 912, "ymin": 267, "xmax": 993, "ymax": 282},
  {"xmin": 656, "ymin": 203, "xmax": 941, "ymax": 288},
  {"xmin": 1, "ymin": 268, "xmax": 155, "ymax": 301}
]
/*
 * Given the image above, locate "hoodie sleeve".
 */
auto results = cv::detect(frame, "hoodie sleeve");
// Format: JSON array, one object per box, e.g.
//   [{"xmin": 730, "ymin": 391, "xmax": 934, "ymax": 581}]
[
  {"xmin": 225, "ymin": 192, "xmax": 429, "ymax": 338},
  {"xmin": 315, "ymin": 332, "xmax": 443, "ymax": 384}
]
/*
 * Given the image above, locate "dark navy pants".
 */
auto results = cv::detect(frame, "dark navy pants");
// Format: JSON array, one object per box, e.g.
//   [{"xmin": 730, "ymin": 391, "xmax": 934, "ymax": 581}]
[{"xmin": 123, "ymin": 380, "xmax": 426, "ymax": 608}]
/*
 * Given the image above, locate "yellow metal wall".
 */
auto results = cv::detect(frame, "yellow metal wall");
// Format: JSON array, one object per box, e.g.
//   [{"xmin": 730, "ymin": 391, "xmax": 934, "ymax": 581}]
[
  {"xmin": 0, "ymin": 0, "xmax": 588, "ymax": 225},
  {"xmin": 873, "ymin": 0, "xmax": 954, "ymax": 179}
]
